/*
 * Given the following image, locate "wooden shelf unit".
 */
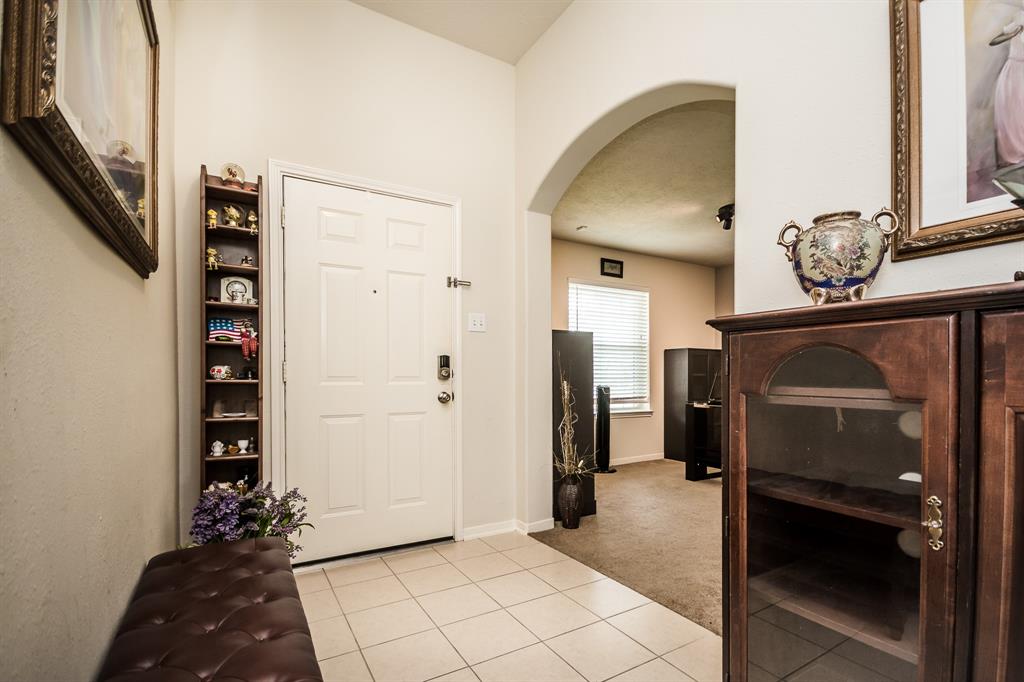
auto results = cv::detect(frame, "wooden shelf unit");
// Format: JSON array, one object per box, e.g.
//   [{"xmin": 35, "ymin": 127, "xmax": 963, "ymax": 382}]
[{"xmin": 200, "ymin": 164, "xmax": 264, "ymax": 489}]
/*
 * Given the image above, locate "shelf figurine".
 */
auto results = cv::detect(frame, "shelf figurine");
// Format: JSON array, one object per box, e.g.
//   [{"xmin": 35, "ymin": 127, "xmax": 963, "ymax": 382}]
[
  {"xmin": 206, "ymin": 208, "xmax": 218, "ymax": 228},
  {"xmin": 221, "ymin": 163, "xmax": 246, "ymax": 188},
  {"xmin": 246, "ymin": 209, "xmax": 259, "ymax": 235},
  {"xmin": 209, "ymin": 440, "xmax": 225, "ymax": 457},
  {"xmin": 240, "ymin": 255, "xmax": 254, "ymax": 267},
  {"xmin": 222, "ymin": 204, "xmax": 242, "ymax": 227},
  {"xmin": 206, "ymin": 247, "xmax": 220, "ymax": 270}
]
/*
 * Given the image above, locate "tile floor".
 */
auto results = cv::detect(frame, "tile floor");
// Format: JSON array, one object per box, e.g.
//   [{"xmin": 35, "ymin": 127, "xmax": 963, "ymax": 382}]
[{"xmin": 294, "ymin": 533, "xmax": 722, "ymax": 682}]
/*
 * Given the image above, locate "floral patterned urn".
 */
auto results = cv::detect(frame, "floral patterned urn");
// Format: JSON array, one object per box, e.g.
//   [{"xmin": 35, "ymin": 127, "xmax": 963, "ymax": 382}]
[{"xmin": 777, "ymin": 209, "xmax": 900, "ymax": 305}]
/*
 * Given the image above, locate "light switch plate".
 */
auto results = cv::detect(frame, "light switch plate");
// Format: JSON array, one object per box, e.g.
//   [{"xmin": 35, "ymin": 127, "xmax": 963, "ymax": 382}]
[{"xmin": 468, "ymin": 313, "xmax": 487, "ymax": 333}]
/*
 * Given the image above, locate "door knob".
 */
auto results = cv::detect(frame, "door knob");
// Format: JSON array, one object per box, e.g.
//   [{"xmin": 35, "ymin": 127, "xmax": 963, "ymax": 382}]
[{"xmin": 437, "ymin": 391, "xmax": 453, "ymax": 404}]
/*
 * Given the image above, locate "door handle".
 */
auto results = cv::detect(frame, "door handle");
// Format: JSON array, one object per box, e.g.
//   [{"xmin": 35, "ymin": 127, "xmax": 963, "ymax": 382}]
[
  {"xmin": 437, "ymin": 391, "xmax": 453, "ymax": 404},
  {"xmin": 922, "ymin": 495, "xmax": 944, "ymax": 551}
]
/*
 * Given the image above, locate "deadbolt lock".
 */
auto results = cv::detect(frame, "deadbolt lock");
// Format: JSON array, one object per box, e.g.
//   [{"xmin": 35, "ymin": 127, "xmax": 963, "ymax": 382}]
[{"xmin": 438, "ymin": 355, "xmax": 452, "ymax": 380}]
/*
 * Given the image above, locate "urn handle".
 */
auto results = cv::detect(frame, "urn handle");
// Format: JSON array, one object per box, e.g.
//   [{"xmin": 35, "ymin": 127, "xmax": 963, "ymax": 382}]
[
  {"xmin": 871, "ymin": 208, "xmax": 901, "ymax": 236},
  {"xmin": 777, "ymin": 220, "xmax": 804, "ymax": 262}
]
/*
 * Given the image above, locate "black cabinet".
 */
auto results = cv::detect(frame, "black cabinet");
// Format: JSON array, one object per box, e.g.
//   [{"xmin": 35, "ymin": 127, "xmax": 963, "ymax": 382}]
[
  {"xmin": 664, "ymin": 348, "xmax": 722, "ymax": 479},
  {"xmin": 553, "ymin": 330, "xmax": 597, "ymax": 520}
]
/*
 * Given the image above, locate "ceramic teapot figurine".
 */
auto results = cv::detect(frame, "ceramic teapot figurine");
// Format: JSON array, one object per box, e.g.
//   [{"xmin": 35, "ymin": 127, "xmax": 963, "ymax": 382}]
[
  {"xmin": 777, "ymin": 208, "xmax": 900, "ymax": 305},
  {"xmin": 209, "ymin": 440, "xmax": 225, "ymax": 457}
]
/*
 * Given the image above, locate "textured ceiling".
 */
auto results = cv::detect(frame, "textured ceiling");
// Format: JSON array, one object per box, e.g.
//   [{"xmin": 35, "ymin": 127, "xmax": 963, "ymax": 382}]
[
  {"xmin": 552, "ymin": 100, "xmax": 736, "ymax": 267},
  {"xmin": 351, "ymin": 0, "xmax": 571, "ymax": 64}
]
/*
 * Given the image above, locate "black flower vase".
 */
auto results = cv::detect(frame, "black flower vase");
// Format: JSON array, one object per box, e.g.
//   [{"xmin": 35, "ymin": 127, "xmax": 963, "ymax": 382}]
[{"xmin": 558, "ymin": 477, "xmax": 582, "ymax": 529}]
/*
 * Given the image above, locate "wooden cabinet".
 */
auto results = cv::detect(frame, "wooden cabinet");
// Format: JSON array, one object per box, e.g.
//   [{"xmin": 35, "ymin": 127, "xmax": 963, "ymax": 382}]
[{"xmin": 710, "ymin": 282, "xmax": 1024, "ymax": 682}]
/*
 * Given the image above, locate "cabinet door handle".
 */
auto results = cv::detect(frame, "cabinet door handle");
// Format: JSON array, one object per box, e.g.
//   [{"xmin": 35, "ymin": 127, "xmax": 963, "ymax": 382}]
[{"xmin": 922, "ymin": 495, "xmax": 944, "ymax": 551}]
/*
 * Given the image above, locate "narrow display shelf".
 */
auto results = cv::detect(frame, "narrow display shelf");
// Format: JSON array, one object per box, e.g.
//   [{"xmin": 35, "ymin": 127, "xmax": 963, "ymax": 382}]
[
  {"xmin": 206, "ymin": 340, "xmax": 242, "ymax": 347},
  {"xmin": 750, "ymin": 559, "xmax": 919, "ymax": 664},
  {"xmin": 206, "ymin": 301, "xmax": 259, "ymax": 311},
  {"xmin": 206, "ymin": 224, "xmax": 259, "ymax": 240},
  {"xmin": 748, "ymin": 468, "xmax": 920, "ymax": 530},
  {"xmin": 206, "ymin": 263, "xmax": 259, "ymax": 275},
  {"xmin": 205, "ymin": 416, "xmax": 259, "ymax": 423},
  {"xmin": 205, "ymin": 379, "xmax": 259, "ymax": 384},
  {"xmin": 205, "ymin": 453, "xmax": 260, "ymax": 462}
]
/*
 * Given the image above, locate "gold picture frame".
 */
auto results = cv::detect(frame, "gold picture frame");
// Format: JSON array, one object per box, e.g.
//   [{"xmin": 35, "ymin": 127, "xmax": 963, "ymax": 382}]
[
  {"xmin": 2, "ymin": 0, "xmax": 160, "ymax": 277},
  {"xmin": 889, "ymin": 0, "xmax": 1024, "ymax": 261}
]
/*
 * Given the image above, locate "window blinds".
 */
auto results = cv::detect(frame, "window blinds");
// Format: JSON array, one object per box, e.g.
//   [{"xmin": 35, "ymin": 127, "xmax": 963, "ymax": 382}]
[{"xmin": 568, "ymin": 281, "xmax": 650, "ymax": 411}]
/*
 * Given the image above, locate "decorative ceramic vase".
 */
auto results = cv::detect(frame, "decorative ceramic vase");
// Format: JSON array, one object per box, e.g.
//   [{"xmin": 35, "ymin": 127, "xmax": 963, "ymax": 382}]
[
  {"xmin": 777, "ymin": 208, "xmax": 900, "ymax": 305},
  {"xmin": 558, "ymin": 478, "xmax": 581, "ymax": 529}
]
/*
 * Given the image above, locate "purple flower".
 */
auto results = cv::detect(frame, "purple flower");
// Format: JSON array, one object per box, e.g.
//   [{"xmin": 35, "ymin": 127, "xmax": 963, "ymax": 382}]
[{"xmin": 189, "ymin": 481, "xmax": 313, "ymax": 557}]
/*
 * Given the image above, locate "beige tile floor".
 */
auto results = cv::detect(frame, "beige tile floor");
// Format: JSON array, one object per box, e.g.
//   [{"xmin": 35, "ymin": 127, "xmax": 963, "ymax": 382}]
[{"xmin": 295, "ymin": 533, "xmax": 722, "ymax": 682}]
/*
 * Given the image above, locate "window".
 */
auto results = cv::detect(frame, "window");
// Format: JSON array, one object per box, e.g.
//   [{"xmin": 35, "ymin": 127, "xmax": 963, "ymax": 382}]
[{"xmin": 568, "ymin": 280, "xmax": 650, "ymax": 413}]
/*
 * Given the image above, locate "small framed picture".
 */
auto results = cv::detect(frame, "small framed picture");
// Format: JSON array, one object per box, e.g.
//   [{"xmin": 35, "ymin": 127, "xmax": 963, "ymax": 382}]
[{"xmin": 600, "ymin": 258, "xmax": 624, "ymax": 278}]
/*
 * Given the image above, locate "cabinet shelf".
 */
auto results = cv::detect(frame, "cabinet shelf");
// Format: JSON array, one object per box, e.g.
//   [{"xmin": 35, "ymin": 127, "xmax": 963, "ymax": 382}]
[
  {"xmin": 206, "ymin": 225, "xmax": 259, "ymax": 240},
  {"xmin": 206, "ymin": 263, "xmax": 258, "ymax": 275},
  {"xmin": 762, "ymin": 386, "xmax": 910, "ymax": 412},
  {"xmin": 205, "ymin": 177, "xmax": 259, "ymax": 203},
  {"xmin": 750, "ymin": 558, "xmax": 919, "ymax": 664},
  {"xmin": 206, "ymin": 379, "xmax": 259, "ymax": 384},
  {"xmin": 206, "ymin": 301, "xmax": 258, "ymax": 311},
  {"xmin": 205, "ymin": 416, "xmax": 259, "ymax": 423},
  {"xmin": 748, "ymin": 468, "xmax": 920, "ymax": 530},
  {"xmin": 205, "ymin": 452, "xmax": 259, "ymax": 462}
]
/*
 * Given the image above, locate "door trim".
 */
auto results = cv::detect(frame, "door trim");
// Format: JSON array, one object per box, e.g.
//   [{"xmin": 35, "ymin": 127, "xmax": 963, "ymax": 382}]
[{"xmin": 267, "ymin": 158, "xmax": 465, "ymax": 544}]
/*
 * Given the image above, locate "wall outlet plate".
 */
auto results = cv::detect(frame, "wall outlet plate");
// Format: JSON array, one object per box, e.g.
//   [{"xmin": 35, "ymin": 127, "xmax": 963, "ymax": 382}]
[{"xmin": 468, "ymin": 313, "xmax": 487, "ymax": 333}]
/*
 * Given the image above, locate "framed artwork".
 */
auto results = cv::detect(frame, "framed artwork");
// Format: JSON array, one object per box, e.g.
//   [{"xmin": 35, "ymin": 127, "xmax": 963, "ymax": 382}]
[
  {"xmin": 890, "ymin": 0, "xmax": 1024, "ymax": 260},
  {"xmin": 600, "ymin": 257, "xmax": 624, "ymax": 278},
  {"xmin": 2, "ymin": 0, "xmax": 160, "ymax": 277}
]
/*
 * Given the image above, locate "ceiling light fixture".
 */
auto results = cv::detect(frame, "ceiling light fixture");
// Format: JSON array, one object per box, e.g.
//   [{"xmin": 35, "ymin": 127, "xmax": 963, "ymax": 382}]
[{"xmin": 716, "ymin": 203, "xmax": 735, "ymax": 231}]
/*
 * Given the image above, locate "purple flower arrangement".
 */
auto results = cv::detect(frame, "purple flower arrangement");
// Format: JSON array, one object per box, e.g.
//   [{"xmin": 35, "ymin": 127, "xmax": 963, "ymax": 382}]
[{"xmin": 190, "ymin": 481, "xmax": 312, "ymax": 558}]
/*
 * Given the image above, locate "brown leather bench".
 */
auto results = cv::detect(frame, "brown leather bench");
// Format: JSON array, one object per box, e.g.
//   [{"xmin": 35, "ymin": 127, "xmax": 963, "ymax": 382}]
[{"xmin": 98, "ymin": 537, "xmax": 322, "ymax": 681}]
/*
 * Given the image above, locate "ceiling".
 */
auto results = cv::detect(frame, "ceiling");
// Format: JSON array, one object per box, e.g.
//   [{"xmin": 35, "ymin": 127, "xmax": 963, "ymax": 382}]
[
  {"xmin": 351, "ymin": 0, "xmax": 572, "ymax": 64},
  {"xmin": 552, "ymin": 100, "xmax": 736, "ymax": 267}
]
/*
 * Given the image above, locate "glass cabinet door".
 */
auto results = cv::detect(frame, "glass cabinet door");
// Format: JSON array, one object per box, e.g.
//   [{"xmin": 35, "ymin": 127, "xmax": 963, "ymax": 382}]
[{"xmin": 730, "ymin": 318, "xmax": 957, "ymax": 682}]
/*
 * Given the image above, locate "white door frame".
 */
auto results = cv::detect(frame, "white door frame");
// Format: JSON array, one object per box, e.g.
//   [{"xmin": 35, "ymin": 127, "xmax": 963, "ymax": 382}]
[{"xmin": 267, "ymin": 158, "xmax": 465, "ymax": 543}]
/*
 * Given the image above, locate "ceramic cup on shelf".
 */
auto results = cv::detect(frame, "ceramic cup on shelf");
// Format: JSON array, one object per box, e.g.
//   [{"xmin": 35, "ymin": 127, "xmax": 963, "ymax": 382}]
[{"xmin": 237, "ymin": 439, "xmax": 249, "ymax": 454}]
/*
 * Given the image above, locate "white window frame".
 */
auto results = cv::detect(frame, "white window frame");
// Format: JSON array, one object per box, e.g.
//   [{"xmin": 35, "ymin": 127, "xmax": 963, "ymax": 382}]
[{"xmin": 567, "ymin": 278, "xmax": 651, "ymax": 417}]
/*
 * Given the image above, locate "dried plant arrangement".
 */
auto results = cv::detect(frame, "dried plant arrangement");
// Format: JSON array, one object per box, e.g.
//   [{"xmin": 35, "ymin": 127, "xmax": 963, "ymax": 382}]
[{"xmin": 554, "ymin": 364, "xmax": 595, "ymax": 482}]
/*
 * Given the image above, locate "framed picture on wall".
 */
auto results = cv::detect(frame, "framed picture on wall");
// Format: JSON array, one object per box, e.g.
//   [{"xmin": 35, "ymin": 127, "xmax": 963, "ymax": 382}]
[
  {"xmin": 889, "ymin": 0, "xmax": 1024, "ymax": 260},
  {"xmin": 600, "ymin": 257, "xmax": 624, "ymax": 278},
  {"xmin": 1, "ymin": 0, "xmax": 160, "ymax": 277}
]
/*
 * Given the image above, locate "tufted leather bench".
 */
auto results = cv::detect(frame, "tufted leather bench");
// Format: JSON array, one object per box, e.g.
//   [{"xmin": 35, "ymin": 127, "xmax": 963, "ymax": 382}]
[{"xmin": 98, "ymin": 537, "xmax": 322, "ymax": 682}]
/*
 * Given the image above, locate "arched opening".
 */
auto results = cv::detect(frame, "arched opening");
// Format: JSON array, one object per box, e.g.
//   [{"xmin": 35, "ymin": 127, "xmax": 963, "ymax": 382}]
[{"xmin": 522, "ymin": 82, "xmax": 737, "ymax": 635}]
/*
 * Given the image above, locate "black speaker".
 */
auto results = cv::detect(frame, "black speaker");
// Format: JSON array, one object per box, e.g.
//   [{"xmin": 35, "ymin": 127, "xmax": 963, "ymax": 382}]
[{"xmin": 595, "ymin": 385, "xmax": 616, "ymax": 473}]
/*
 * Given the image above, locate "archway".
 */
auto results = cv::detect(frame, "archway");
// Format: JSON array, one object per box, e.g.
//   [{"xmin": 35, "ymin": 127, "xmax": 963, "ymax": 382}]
[{"xmin": 518, "ymin": 83, "xmax": 737, "ymax": 535}]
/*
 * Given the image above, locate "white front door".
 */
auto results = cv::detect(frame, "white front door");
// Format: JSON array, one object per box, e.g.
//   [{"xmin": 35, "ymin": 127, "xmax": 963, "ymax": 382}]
[{"xmin": 283, "ymin": 177, "xmax": 455, "ymax": 562}]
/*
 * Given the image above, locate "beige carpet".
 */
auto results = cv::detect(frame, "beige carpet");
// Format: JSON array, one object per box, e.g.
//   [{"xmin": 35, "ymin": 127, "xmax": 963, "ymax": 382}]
[{"xmin": 532, "ymin": 459, "xmax": 723, "ymax": 634}]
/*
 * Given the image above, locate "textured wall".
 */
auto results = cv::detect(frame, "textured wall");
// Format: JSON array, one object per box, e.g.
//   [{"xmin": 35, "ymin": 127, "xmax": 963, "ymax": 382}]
[{"xmin": 0, "ymin": 2, "xmax": 178, "ymax": 678}]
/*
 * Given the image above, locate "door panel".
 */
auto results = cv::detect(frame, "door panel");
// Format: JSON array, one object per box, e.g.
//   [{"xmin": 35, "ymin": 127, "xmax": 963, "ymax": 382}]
[
  {"xmin": 285, "ymin": 178, "xmax": 455, "ymax": 561},
  {"xmin": 974, "ymin": 310, "xmax": 1024, "ymax": 682},
  {"xmin": 728, "ymin": 316, "xmax": 958, "ymax": 681}
]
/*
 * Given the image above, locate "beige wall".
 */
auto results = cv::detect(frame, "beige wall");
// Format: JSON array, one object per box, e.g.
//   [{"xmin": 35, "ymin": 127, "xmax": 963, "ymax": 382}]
[
  {"xmin": 173, "ymin": 0, "xmax": 516, "ymax": 535},
  {"xmin": 0, "ymin": 2, "xmax": 178, "ymax": 678},
  {"xmin": 715, "ymin": 265, "xmax": 735, "ymax": 318},
  {"xmin": 550, "ymin": 239, "xmax": 718, "ymax": 463}
]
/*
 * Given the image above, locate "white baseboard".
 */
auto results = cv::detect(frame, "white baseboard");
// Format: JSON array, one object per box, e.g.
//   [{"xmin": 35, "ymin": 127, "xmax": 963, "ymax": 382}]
[
  {"xmin": 461, "ymin": 519, "xmax": 517, "ymax": 540},
  {"xmin": 516, "ymin": 517, "xmax": 554, "ymax": 534},
  {"xmin": 609, "ymin": 452, "xmax": 664, "ymax": 466}
]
